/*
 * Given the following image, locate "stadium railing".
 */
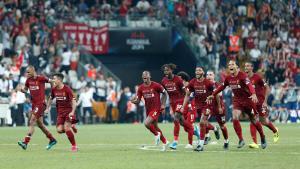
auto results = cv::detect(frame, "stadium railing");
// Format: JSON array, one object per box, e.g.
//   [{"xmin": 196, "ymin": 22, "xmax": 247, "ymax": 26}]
[{"xmin": 78, "ymin": 46, "xmax": 122, "ymax": 91}]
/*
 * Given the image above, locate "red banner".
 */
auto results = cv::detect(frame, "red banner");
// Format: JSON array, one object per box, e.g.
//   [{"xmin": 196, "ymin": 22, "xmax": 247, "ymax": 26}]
[{"xmin": 62, "ymin": 23, "xmax": 109, "ymax": 54}]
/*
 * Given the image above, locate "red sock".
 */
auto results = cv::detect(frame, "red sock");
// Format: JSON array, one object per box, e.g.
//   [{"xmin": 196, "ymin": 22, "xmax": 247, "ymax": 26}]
[
  {"xmin": 265, "ymin": 122, "xmax": 277, "ymax": 133},
  {"xmin": 148, "ymin": 124, "xmax": 158, "ymax": 136},
  {"xmin": 173, "ymin": 120, "xmax": 180, "ymax": 141},
  {"xmin": 206, "ymin": 122, "xmax": 215, "ymax": 131},
  {"xmin": 45, "ymin": 132, "xmax": 55, "ymax": 141},
  {"xmin": 220, "ymin": 125, "xmax": 229, "ymax": 140},
  {"xmin": 232, "ymin": 119, "xmax": 243, "ymax": 141},
  {"xmin": 65, "ymin": 130, "xmax": 76, "ymax": 146},
  {"xmin": 156, "ymin": 127, "xmax": 167, "ymax": 144},
  {"xmin": 39, "ymin": 124, "xmax": 55, "ymax": 141},
  {"xmin": 200, "ymin": 123, "xmax": 206, "ymax": 140},
  {"xmin": 254, "ymin": 121, "xmax": 265, "ymax": 139},
  {"xmin": 183, "ymin": 120, "xmax": 193, "ymax": 145},
  {"xmin": 250, "ymin": 123, "xmax": 257, "ymax": 144},
  {"xmin": 24, "ymin": 135, "xmax": 31, "ymax": 144}
]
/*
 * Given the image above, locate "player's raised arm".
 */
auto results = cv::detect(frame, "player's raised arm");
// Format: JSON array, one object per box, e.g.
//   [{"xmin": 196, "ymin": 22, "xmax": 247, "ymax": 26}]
[{"xmin": 206, "ymin": 79, "xmax": 227, "ymax": 103}]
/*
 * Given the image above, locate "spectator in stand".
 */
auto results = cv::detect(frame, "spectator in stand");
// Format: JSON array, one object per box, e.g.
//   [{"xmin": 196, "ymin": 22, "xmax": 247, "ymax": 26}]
[
  {"xmin": 136, "ymin": 0, "xmax": 151, "ymax": 16},
  {"xmin": 95, "ymin": 74, "xmax": 107, "ymax": 102},
  {"xmin": 78, "ymin": 0, "xmax": 89, "ymax": 14},
  {"xmin": 60, "ymin": 47, "xmax": 72, "ymax": 74},
  {"xmin": 70, "ymin": 46, "xmax": 80, "ymax": 71},
  {"xmin": 101, "ymin": 0, "xmax": 113, "ymax": 20},
  {"xmin": 77, "ymin": 85, "xmax": 95, "ymax": 124},
  {"xmin": 87, "ymin": 64, "xmax": 97, "ymax": 81}
]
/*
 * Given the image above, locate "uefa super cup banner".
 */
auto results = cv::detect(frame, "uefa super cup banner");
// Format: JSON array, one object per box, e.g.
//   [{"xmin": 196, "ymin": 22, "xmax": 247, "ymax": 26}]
[
  {"xmin": 109, "ymin": 28, "xmax": 172, "ymax": 54},
  {"xmin": 62, "ymin": 23, "xmax": 109, "ymax": 54}
]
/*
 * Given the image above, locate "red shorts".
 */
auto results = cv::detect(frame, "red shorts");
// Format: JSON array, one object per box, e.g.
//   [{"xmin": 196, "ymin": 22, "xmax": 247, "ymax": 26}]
[
  {"xmin": 196, "ymin": 105, "xmax": 211, "ymax": 117},
  {"xmin": 32, "ymin": 103, "xmax": 46, "ymax": 119},
  {"xmin": 185, "ymin": 111, "xmax": 196, "ymax": 123},
  {"xmin": 256, "ymin": 103, "xmax": 268, "ymax": 117},
  {"xmin": 170, "ymin": 102, "xmax": 186, "ymax": 114},
  {"xmin": 147, "ymin": 110, "xmax": 161, "ymax": 121},
  {"xmin": 233, "ymin": 99, "xmax": 257, "ymax": 115},
  {"xmin": 57, "ymin": 113, "xmax": 72, "ymax": 126},
  {"xmin": 211, "ymin": 106, "xmax": 226, "ymax": 124}
]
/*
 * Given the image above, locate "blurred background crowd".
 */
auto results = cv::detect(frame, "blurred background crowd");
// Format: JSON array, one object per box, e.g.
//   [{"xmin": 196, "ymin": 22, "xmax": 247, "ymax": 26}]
[{"xmin": 0, "ymin": 0, "xmax": 299, "ymax": 127}]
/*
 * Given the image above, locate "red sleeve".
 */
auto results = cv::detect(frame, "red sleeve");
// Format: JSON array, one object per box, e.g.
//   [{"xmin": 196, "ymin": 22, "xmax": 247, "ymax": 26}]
[
  {"xmin": 187, "ymin": 80, "xmax": 194, "ymax": 93},
  {"xmin": 39, "ymin": 76, "xmax": 49, "ymax": 83},
  {"xmin": 242, "ymin": 74, "xmax": 256, "ymax": 94},
  {"xmin": 176, "ymin": 77, "xmax": 184, "ymax": 90},
  {"xmin": 155, "ymin": 82, "xmax": 164, "ymax": 93},
  {"xmin": 137, "ymin": 86, "xmax": 143, "ymax": 99},
  {"xmin": 207, "ymin": 80, "xmax": 215, "ymax": 92},
  {"xmin": 257, "ymin": 75, "xmax": 266, "ymax": 86},
  {"xmin": 66, "ymin": 86, "xmax": 74, "ymax": 100},
  {"xmin": 212, "ymin": 78, "xmax": 228, "ymax": 96}
]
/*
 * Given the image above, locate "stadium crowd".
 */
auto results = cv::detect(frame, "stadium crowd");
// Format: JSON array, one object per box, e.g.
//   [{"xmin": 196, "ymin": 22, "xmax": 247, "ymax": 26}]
[{"xmin": 0, "ymin": 0, "xmax": 299, "ymax": 127}]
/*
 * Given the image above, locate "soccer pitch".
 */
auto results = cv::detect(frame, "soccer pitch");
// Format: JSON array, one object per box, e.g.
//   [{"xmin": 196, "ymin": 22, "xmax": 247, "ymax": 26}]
[{"xmin": 0, "ymin": 123, "xmax": 299, "ymax": 169}]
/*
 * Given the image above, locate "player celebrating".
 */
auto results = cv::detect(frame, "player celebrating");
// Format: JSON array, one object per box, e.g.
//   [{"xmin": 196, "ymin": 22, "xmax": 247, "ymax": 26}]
[
  {"xmin": 181, "ymin": 67, "xmax": 220, "ymax": 151},
  {"xmin": 161, "ymin": 64, "xmax": 196, "ymax": 149},
  {"xmin": 207, "ymin": 60, "xmax": 267, "ymax": 149},
  {"xmin": 18, "ymin": 66, "xmax": 57, "ymax": 150},
  {"xmin": 45, "ymin": 73, "xmax": 78, "ymax": 152},
  {"xmin": 244, "ymin": 62, "xmax": 279, "ymax": 148},
  {"xmin": 177, "ymin": 71, "xmax": 200, "ymax": 143},
  {"xmin": 206, "ymin": 70, "xmax": 229, "ymax": 149},
  {"xmin": 131, "ymin": 71, "xmax": 169, "ymax": 151}
]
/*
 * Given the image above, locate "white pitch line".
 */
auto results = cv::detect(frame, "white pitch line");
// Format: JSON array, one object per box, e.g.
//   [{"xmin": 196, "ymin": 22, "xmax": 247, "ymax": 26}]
[{"xmin": 139, "ymin": 145, "xmax": 300, "ymax": 155}]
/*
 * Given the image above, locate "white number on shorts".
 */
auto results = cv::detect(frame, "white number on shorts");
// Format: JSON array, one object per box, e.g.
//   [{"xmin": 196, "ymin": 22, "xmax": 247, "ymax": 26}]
[
  {"xmin": 34, "ymin": 107, "xmax": 39, "ymax": 113},
  {"xmin": 176, "ymin": 104, "xmax": 182, "ymax": 110},
  {"xmin": 221, "ymin": 116, "xmax": 226, "ymax": 123}
]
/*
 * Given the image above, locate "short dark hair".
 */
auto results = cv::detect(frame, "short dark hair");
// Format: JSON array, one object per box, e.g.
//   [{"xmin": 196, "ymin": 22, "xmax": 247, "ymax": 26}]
[
  {"xmin": 161, "ymin": 63, "xmax": 177, "ymax": 71},
  {"xmin": 177, "ymin": 71, "xmax": 190, "ymax": 81},
  {"xmin": 244, "ymin": 61, "xmax": 253, "ymax": 66},
  {"xmin": 52, "ymin": 72, "xmax": 64, "ymax": 81}
]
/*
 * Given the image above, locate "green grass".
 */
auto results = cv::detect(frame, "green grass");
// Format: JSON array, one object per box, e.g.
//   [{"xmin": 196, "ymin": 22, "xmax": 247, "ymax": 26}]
[{"xmin": 0, "ymin": 123, "xmax": 299, "ymax": 169}]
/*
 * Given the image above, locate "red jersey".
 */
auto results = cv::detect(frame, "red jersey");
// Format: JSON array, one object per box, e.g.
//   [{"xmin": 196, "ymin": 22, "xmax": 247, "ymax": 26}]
[
  {"xmin": 161, "ymin": 75, "xmax": 184, "ymax": 104},
  {"xmin": 137, "ymin": 81, "xmax": 165, "ymax": 113},
  {"xmin": 250, "ymin": 73, "xmax": 266, "ymax": 103},
  {"xmin": 187, "ymin": 78, "xmax": 214, "ymax": 109},
  {"xmin": 213, "ymin": 71, "xmax": 255, "ymax": 102},
  {"xmin": 25, "ymin": 75, "xmax": 49, "ymax": 105},
  {"xmin": 51, "ymin": 85, "xmax": 74, "ymax": 115}
]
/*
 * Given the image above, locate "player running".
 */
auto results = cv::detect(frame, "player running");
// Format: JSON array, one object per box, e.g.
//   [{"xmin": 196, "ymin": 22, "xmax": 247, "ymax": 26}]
[
  {"xmin": 181, "ymin": 67, "xmax": 220, "ymax": 151},
  {"xmin": 45, "ymin": 73, "xmax": 78, "ymax": 152},
  {"xmin": 18, "ymin": 66, "xmax": 57, "ymax": 150},
  {"xmin": 244, "ymin": 62, "xmax": 279, "ymax": 148},
  {"xmin": 131, "ymin": 71, "xmax": 169, "ymax": 151},
  {"xmin": 161, "ymin": 64, "xmax": 197, "ymax": 149},
  {"xmin": 177, "ymin": 71, "xmax": 200, "ymax": 144},
  {"xmin": 207, "ymin": 60, "xmax": 267, "ymax": 149},
  {"xmin": 206, "ymin": 70, "xmax": 229, "ymax": 149}
]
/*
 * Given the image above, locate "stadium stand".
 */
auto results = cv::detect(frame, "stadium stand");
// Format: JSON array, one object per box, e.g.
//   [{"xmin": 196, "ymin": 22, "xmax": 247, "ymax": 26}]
[{"xmin": 0, "ymin": 0, "xmax": 299, "ymax": 126}]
